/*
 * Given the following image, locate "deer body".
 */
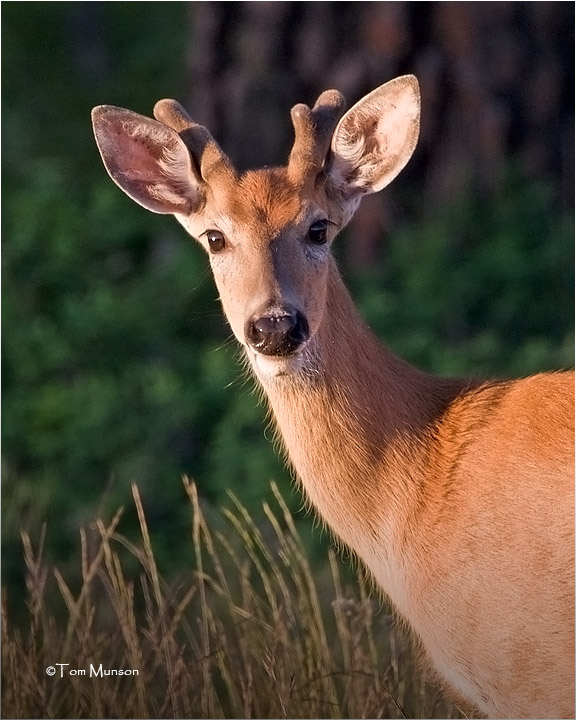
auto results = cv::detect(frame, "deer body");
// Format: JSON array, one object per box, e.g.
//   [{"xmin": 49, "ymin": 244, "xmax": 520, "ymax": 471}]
[
  {"xmin": 92, "ymin": 76, "xmax": 575, "ymax": 718},
  {"xmin": 258, "ymin": 260, "xmax": 574, "ymax": 719}
]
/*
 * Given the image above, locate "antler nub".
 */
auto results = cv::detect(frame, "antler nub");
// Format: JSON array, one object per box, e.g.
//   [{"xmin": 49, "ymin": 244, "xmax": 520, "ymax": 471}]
[
  {"xmin": 288, "ymin": 89, "xmax": 346, "ymax": 185},
  {"xmin": 153, "ymin": 98, "xmax": 195, "ymax": 133},
  {"xmin": 153, "ymin": 98, "xmax": 235, "ymax": 184}
]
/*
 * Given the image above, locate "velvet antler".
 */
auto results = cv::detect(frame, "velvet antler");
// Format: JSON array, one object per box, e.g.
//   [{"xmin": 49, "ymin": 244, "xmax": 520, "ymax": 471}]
[
  {"xmin": 153, "ymin": 98, "xmax": 236, "ymax": 184},
  {"xmin": 287, "ymin": 89, "xmax": 346, "ymax": 186}
]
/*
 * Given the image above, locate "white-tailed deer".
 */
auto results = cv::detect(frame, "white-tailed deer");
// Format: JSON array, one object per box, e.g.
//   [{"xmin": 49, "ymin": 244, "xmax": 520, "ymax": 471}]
[{"xmin": 92, "ymin": 75, "xmax": 574, "ymax": 719}]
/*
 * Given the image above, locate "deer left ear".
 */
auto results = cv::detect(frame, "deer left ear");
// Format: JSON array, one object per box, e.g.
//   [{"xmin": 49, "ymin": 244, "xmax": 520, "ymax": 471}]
[{"xmin": 329, "ymin": 75, "xmax": 420, "ymax": 197}]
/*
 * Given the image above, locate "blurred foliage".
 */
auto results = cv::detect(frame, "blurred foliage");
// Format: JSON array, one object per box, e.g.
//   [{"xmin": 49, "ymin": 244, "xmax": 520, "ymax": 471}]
[
  {"xmin": 2, "ymin": 3, "xmax": 574, "ymax": 598},
  {"xmin": 349, "ymin": 173, "xmax": 574, "ymax": 378}
]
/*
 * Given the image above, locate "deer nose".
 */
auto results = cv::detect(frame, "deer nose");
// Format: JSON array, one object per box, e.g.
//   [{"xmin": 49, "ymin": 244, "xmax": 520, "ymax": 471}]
[{"xmin": 246, "ymin": 308, "xmax": 310, "ymax": 356}]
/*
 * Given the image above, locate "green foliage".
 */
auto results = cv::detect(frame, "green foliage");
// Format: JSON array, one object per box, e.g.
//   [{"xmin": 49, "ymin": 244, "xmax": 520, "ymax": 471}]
[{"xmin": 349, "ymin": 176, "xmax": 574, "ymax": 378}]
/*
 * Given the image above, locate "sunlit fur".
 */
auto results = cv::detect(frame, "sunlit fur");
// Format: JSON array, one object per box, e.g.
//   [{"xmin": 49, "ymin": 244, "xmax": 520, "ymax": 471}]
[{"xmin": 93, "ymin": 75, "xmax": 575, "ymax": 719}]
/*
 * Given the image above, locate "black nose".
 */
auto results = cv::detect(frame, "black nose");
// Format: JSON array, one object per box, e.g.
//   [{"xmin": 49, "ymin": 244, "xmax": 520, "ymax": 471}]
[{"xmin": 246, "ymin": 308, "xmax": 310, "ymax": 356}]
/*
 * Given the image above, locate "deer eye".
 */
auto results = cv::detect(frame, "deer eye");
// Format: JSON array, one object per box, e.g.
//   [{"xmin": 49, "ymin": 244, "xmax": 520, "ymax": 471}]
[
  {"xmin": 206, "ymin": 229, "xmax": 226, "ymax": 253},
  {"xmin": 308, "ymin": 219, "xmax": 328, "ymax": 245}
]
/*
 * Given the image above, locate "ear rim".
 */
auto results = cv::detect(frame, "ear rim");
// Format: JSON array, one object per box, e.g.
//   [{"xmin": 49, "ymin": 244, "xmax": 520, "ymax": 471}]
[
  {"xmin": 329, "ymin": 74, "xmax": 421, "ymax": 197},
  {"xmin": 91, "ymin": 105, "xmax": 202, "ymax": 215}
]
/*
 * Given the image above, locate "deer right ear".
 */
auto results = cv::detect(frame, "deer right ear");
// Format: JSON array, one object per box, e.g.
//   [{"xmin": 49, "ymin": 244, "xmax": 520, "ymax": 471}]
[
  {"xmin": 329, "ymin": 75, "xmax": 420, "ymax": 198},
  {"xmin": 91, "ymin": 105, "xmax": 202, "ymax": 215}
]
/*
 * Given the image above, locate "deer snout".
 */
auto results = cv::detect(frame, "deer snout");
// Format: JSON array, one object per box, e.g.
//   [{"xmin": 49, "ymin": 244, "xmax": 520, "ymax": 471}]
[{"xmin": 246, "ymin": 307, "xmax": 310, "ymax": 357}]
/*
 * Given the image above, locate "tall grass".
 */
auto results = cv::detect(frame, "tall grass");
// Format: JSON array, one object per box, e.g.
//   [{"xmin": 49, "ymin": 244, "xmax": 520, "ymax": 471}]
[{"xmin": 2, "ymin": 480, "xmax": 465, "ymax": 719}]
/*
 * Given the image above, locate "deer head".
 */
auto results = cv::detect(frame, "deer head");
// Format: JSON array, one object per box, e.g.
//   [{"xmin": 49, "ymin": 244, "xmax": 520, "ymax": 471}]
[{"xmin": 92, "ymin": 76, "xmax": 420, "ymax": 379}]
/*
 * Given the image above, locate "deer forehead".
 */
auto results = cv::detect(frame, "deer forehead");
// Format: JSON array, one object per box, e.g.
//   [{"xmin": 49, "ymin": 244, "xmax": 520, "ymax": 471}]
[{"xmin": 207, "ymin": 168, "xmax": 321, "ymax": 239}]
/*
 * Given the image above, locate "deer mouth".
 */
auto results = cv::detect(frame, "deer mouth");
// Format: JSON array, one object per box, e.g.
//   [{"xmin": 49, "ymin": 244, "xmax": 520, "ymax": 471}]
[{"xmin": 248, "ymin": 342, "xmax": 314, "ymax": 380}]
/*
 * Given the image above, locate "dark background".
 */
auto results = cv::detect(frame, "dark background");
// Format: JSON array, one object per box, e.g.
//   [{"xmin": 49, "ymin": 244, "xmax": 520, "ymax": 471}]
[{"xmin": 2, "ymin": 2, "xmax": 574, "ymax": 596}]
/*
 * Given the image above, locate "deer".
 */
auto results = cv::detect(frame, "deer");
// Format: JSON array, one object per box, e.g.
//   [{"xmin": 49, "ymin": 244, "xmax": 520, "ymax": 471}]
[{"xmin": 92, "ymin": 75, "xmax": 574, "ymax": 719}]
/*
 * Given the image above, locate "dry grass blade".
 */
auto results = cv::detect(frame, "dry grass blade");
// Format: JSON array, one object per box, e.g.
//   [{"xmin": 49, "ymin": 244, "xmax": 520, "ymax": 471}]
[{"xmin": 131, "ymin": 483, "xmax": 178, "ymax": 716}]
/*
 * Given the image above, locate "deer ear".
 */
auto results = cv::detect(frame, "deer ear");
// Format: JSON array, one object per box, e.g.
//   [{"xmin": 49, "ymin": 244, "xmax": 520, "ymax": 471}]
[
  {"xmin": 329, "ymin": 75, "xmax": 420, "ymax": 197},
  {"xmin": 91, "ymin": 105, "xmax": 202, "ymax": 215}
]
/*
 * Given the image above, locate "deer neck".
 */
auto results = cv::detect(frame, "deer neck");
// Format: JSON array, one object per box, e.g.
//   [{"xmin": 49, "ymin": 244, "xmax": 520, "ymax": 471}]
[{"xmin": 252, "ymin": 261, "xmax": 467, "ymax": 580}]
